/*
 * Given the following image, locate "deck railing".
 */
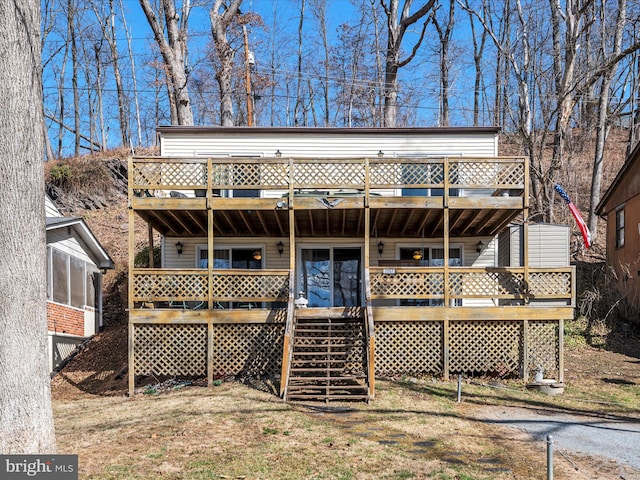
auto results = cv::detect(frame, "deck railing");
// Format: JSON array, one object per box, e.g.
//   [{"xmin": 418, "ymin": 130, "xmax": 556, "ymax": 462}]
[
  {"xmin": 130, "ymin": 156, "xmax": 526, "ymax": 196},
  {"xmin": 369, "ymin": 266, "xmax": 574, "ymax": 305},
  {"xmin": 131, "ymin": 268, "xmax": 289, "ymax": 308},
  {"xmin": 130, "ymin": 265, "xmax": 574, "ymax": 309}
]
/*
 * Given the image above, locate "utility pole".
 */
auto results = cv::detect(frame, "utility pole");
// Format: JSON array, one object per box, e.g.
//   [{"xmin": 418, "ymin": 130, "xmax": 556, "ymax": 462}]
[{"xmin": 243, "ymin": 25, "xmax": 253, "ymax": 126}]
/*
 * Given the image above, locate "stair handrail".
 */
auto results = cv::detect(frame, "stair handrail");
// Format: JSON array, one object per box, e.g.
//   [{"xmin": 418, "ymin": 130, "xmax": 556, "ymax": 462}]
[
  {"xmin": 279, "ymin": 268, "xmax": 297, "ymax": 399},
  {"xmin": 364, "ymin": 267, "xmax": 376, "ymax": 400}
]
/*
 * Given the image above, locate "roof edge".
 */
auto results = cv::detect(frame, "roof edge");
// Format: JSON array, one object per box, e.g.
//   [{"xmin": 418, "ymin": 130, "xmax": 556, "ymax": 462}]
[
  {"xmin": 595, "ymin": 140, "xmax": 640, "ymax": 216},
  {"xmin": 156, "ymin": 126, "xmax": 502, "ymax": 135}
]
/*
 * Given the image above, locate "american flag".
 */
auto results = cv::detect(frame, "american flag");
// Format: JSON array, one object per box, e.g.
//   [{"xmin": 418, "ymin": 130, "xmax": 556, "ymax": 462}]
[{"xmin": 554, "ymin": 184, "xmax": 592, "ymax": 248}]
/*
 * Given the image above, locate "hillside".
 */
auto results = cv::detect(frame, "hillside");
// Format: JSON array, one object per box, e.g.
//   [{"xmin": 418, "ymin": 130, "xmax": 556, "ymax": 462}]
[{"xmin": 46, "ymin": 132, "xmax": 635, "ymax": 398}]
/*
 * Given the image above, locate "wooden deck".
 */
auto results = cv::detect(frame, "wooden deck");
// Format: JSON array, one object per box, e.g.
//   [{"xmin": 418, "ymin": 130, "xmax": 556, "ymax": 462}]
[{"xmin": 127, "ymin": 153, "xmax": 573, "ymax": 398}]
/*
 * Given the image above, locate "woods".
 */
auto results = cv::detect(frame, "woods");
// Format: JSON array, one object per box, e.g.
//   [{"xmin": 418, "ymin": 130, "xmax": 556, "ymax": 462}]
[{"xmin": 41, "ymin": 0, "xmax": 640, "ymax": 235}]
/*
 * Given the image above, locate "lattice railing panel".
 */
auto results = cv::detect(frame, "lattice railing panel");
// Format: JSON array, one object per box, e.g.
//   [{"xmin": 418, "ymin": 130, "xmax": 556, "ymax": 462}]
[
  {"xmin": 133, "ymin": 161, "xmax": 206, "ymax": 187},
  {"xmin": 133, "ymin": 324, "xmax": 206, "ymax": 376},
  {"xmin": 450, "ymin": 161, "xmax": 524, "ymax": 187},
  {"xmin": 375, "ymin": 321, "xmax": 443, "ymax": 375},
  {"xmin": 210, "ymin": 273, "xmax": 289, "ymax": 300},
  {"xmin": 133, "ymin": 271, "xmax": 208, "ymax": 301},
  {"xmin": 370, "ymin": 271, "xmax": 444, "ymax": 298},
  {"xmin": 209, "ymin": 162, "xmax": 289, "ymax": 188},
  {"xmin": 529, "ymin": 271, "xmax": 572, "ymax": 297},
  {"xmin": 449, "ymin": 321, "xmax": 522, "ymax": 376},
  {"xmin": 212, "ymin": 323, "xmax": 285, "ymax": 377},
  {"xmin": 449, "ymin": 271, "xmax": 525, "ymax": 297},
  {"xmin": 528, "ymin": 321, "xmax": 559, "ymax": 380},
  {"xmin": 293, "ymin": 162, "xmax": 365, "ymax": 187},
  {"xmin": 369, "ymin": 161, "xmax": 444, "ymax": 187}
]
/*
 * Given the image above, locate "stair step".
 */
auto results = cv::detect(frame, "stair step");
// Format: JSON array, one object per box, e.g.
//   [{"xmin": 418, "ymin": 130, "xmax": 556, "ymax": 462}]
[
  {"xmin": 287, "ymin": 395, "xmax": 369, "ymax": 401},
  {"xmin": 295, "ymin": 332, "xmax": 362, "ymax": 342},
  {"xmin": 291, "ymin": 367, "xmax": 364, "ymax": 375},
  {"xmin": 293, "ymin": 345, "xmax": 347, "ymax": 357},
  {"xmin": 289, "ymin": 375, "xmax": 365, "ymax": 382}
]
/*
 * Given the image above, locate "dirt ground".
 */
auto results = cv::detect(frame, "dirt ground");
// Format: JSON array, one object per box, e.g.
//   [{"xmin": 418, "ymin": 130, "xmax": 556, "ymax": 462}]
[{"xmin": 50, "ymin": 320, "xmax": 640, "ymax": 479}]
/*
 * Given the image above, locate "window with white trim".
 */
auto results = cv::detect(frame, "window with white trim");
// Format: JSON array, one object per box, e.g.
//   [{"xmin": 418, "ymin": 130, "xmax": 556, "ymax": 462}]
[{"xmin": 616, "ymin": 207, "xmax": 625, "ymax": 248}]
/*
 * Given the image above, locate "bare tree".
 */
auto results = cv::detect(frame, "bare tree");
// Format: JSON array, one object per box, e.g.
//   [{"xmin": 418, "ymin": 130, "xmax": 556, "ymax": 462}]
[
  {"xmin": 463, "ymin": 0, "xmax": 487, "ymax": 126},
  {"xmin": 380, "ymin": 0, "xmax": 435, "ymax": 127},
  {"xmin": 91, "ymin": 0, "xmax": 130, "ymax": 147},
  {"xmin": 0, "ymin": 0, "xmax": 57, "ymax": 453},
  {"xmin": 139, "ymin": 0, "xmax": 194, "ymax": 125},
  {"xmin": 431, "ymin": 0, "xmax": 455, "ymax": 126},
  {"xmin": 309, "ymin": 0, "xmax": 331, "ymax": 126},
  {"xmin": 68, "ymin": 0, "xmax": 82, "ymax": 155},
  {"xmin": 209, "ymin": 0, "xmax": 242, "ymax": 127},
  {"xmin": 588, "ymin": 0, "xmax": 627, "ymax": 240}
]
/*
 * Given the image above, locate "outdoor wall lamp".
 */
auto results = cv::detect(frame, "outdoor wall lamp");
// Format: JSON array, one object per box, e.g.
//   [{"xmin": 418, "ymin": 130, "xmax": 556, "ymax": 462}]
[
  {"xmin": 277, "ymin": 241, "xmax": 284, "ymax": 256},
  {"xmin": 377, "ymin": 241, "xmax": 384, "ymax": 255},
  {"xmin": 412, "ymin": 250, "xmax": 423, "ymax": 261},
  {"xmin": 476, "ymin": 240, "xmax": 484, "ymax": 253},
  {"xmin": 175, "ymin": 241, "xmax": 184, "ymax": 255},
  {"xmin": 253, "ymin": 249, "xmax": 262, "ymax": 261}
]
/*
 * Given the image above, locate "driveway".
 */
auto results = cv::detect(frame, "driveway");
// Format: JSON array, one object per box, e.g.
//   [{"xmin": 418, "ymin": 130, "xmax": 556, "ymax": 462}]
[{"xmin": 476, "ymin": 405, "xmax": 640, "ymax": 479}]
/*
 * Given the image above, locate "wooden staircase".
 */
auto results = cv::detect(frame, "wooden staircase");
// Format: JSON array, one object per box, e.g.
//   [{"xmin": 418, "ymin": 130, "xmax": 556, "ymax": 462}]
[{"xmin": 284, "ymin": 312, "xmax": 370, "ymax": 402}]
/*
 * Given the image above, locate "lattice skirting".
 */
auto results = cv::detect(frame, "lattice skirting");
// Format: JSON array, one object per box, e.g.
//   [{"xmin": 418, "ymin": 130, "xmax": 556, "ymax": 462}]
[
  {"xmin": 449, "ymin": 320, "xmax": 523, "ymax": 377},
  {"xmin": 527, "ymin": 320, "xmax": 560, "ymax": 380},
  {"xmin": 132, "ymin": 323, "xmax": 285, "ymax": 384},
  {"xmin": 374, "ymin": 320, "xmax": 560, "ymax": 380},
  {"xmin": 375, "ymin": 321, "xmax": 444, "ymax": 376},
  {"xmin": 132, "ymin": 319, "xmax": 560, "ymax": 388}
]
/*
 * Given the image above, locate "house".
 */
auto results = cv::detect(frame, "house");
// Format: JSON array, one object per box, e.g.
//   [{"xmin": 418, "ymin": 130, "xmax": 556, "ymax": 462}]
[
  {"xmin": 127, "ymin": 127, "xmax": 575, "ymax": 400},
  {"xmin": 596, "ymin": 142, "xmax": 640, "ymax": 315},
  {"xmin": 46, "ymin": 195, "xmax": 114, "ymax": 371}
]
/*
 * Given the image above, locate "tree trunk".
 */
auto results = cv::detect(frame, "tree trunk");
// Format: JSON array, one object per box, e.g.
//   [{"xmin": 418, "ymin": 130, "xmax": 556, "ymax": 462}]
[
  {"xmin": 0, "ymin": 0, "xmax": 57, "ymax": 453},
  {"xmin": 107, "ymin": 0, "xmax": 130, "ymax": 147},
  {"xmin": 68, "ymin": 0, "xmax": 81, "ymax": 155},
  {"xmin": 209, "ymin": 0, "xmax": 242, "ymax": 127},
  {"xmin": 139, "ymin": 0, "xmax": 194, "ymax": 126},
  {"xmin": 432, "ymin": 0, "xmax": 455, "ymax": 127},
  {"xmin": 381, "ymin": 0, "xmax": 435, "ymax": 127},
  {"xmin": 119, "ymin": 0, "xmax": 143, "ymax": 147}
]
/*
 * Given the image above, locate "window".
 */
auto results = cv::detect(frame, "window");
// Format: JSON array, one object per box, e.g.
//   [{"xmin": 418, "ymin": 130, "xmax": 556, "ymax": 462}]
[
  {"xmin": 616, "ymin": 207, "xmax": 625, "ymax": 248},
  {"xmin": 70, "ymin": 256, "xmax": 85, "ymax": 308},
  {"xmin": 48, "ymin": 247, "xmax": 96, "ymax": 309}
]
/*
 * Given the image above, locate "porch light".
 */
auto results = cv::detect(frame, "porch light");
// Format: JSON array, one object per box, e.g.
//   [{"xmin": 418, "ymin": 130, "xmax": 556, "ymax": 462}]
[
  {"xmin": 377, "ymin": 241, "xmax": 384, "ymax": 255},
  {"xmin": 175, "ymin": 241, "xmax": 183, "ymax": 255},
  {"xmin": 253, "ymin": 249, "xmax": 262, "ymax": 261},
  {"xmin": 476, "ymin": 240, "xmax": 484, "ymax": 253},
  {"xmin": 378, "ymin": 150, "xmax": 384, "ymax": 157},
  {"xmin": 277, "ymin": 241, "xmax": 284, "ymax": 256},
  {"xmin": 275, "ymin": 150, "xmax": 282, "ymax": 157},
  {"xmin": 412, "ymin": 250, "xmax": 423, "ymax": 261}
]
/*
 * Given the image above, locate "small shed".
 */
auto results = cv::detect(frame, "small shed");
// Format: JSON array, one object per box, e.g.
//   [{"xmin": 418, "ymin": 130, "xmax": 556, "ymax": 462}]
[
  {"xmin": 499, "ymin": 223, "xmax": 570, "ymax": 268},
  {"xmin": 499, "ymin": 223, "xmax": 571, "ymax": 307}
]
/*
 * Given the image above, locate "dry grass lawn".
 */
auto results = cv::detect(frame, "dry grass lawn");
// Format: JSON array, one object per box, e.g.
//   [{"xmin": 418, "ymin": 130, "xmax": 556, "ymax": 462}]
[{"xmin": 53, "ymin": 369, "xmax": 638, "ymax": 479}]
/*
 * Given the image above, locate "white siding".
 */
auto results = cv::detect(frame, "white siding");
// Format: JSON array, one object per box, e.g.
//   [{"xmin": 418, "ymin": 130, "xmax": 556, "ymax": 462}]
[
  {"xmin": 164, "ymin": 236, "xmax": 498, "ymax": 269},
  {"xmin": 159, "ymin": 130, "xmax": 498, "ymax": 158},
  {"xmin": 163, "ymin": 237, "xmax": 289, "ymax": 269},
  {"xmin": 47, "ymin": 230, "xmax": 97, "ymax": 265},
  {"xmin": 46, "ymin": 196, "xmax": 62, "ymax": 217}
]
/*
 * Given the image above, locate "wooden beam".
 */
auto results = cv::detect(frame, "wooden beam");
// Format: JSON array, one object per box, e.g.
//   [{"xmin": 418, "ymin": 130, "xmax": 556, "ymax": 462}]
[{"xmin": 237, "ymin": 211, "xmax": 255, "ymax": 235}]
